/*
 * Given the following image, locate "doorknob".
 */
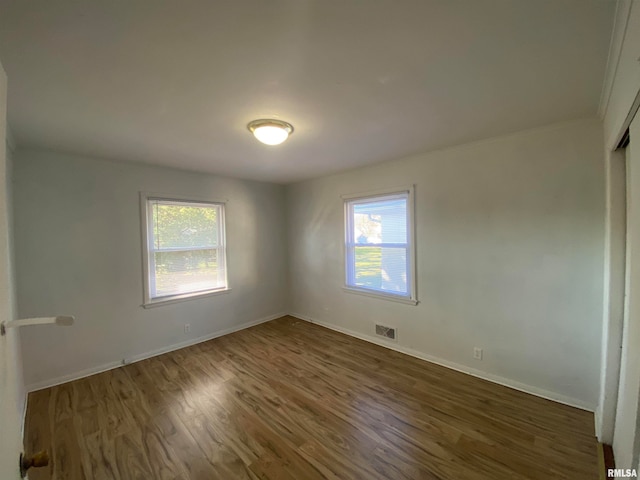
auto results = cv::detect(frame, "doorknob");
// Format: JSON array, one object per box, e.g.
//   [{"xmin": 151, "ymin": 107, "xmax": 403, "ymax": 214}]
[{"xmin": 20, "ymin": 451, "xmax": 49, "ymax": 478}]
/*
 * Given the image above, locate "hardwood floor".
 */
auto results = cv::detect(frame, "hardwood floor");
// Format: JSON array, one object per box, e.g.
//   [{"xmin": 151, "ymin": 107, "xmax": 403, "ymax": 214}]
[{"xmin": 24, "ymin": 316, "xmax": 598, "ymax": 479}]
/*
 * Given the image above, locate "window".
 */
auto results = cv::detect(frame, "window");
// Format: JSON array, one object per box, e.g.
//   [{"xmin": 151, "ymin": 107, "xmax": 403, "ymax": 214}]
[
  {"xmin": 141, "ymin": 194, "xmax": 228, "ymax": 307},
  {"xmin": 344, "ymin": 187, "xmax": 417, "ymax": 305}
]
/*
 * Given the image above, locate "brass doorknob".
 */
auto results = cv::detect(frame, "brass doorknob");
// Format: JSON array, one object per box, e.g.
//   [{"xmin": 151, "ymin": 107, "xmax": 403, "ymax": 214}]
[{"xmin": 20, "ymin": 451, "xmax": 49, "ymax": 478}]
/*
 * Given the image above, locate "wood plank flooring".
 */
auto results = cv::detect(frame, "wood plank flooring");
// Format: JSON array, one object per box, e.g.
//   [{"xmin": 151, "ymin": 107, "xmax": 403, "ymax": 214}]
[{"xmin": 24, "ymin": 315, "xmax": 598, "ymax": 479}]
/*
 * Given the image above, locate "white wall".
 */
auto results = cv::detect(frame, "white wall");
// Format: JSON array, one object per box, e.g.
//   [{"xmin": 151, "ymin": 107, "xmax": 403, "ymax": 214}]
[
  {"xmin": 287, "ymin": 118, "xmax": 605, "ymax": 409},
  {"xmin": 0, "ymin": 60, "xmax": 23, "ymax": 479},
  {"xmin": 13, "ymin": 150, "xmax": 288, "ymax": 389}
]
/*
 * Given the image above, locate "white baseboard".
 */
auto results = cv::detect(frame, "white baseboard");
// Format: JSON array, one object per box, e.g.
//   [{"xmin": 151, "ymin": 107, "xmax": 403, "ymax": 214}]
[
  {"xmin": 24, "ymin": 310, "xmax": 596, "ymax": 414},
  {"xmin": 291, "ymin": 312, "xmax": 595, "ymax": 412},
  {"xmin": 26, "ymin": 312, "xmax": 286, "ymax": 393},
  {"xmin": 27, "ymin": 360, "xmax": 124, "ymax": 394},
  {"xmin": 594, "ymin": 408, "xmax": 602, "ymax": 441}
]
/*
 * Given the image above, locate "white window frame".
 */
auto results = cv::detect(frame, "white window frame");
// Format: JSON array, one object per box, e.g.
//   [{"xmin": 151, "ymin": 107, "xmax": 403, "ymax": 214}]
[
  {"xmin": 140, "ymin": 192, "xmax": 230, "ymax": 308},
  {"xmin": 342, "ymin": 185, "xmax": 418, "ymax": 305}
]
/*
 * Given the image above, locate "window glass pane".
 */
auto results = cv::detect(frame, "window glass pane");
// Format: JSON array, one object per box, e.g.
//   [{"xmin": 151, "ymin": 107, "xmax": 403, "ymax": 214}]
[
  {"xmin": 154, "ymin": 248, "xmax": 221, "ymax": 297},
  {"xmin": 352, "ymin": 198, "xmax": 407, "ymax": 244},
  {"xmin": 145, "ymin": 198, "xmax": 227, "ymax": 302},
  {"xmin": 153, "ymin": 202, "xmax": 218, "ymax": 249},
  {"xmin": 354, "ymin": 246, "xmax": 407, "ymax": 294}
]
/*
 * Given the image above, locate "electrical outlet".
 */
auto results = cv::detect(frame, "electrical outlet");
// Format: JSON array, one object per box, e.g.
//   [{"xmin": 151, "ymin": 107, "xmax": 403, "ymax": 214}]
[
  {"xmin": 184, "ymin": 324, "xmax": 191, "ymax": 334},
  {"xmin": 473, "ymin": 347, "xmax": 483, "ymax": 360}
]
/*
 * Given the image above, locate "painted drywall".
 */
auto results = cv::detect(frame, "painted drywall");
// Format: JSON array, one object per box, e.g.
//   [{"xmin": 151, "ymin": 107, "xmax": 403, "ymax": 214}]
[
  {"xmin": 287, "ymin": 118, "xmax": 605, "ymax": 409},
  {"xmin": 597, "ymin": 147, "xmax": 626, "ymax": 443},
  {"xmin": 614, "ymin": 117, "xmax": 640, "ymax": 469},
  {"xmin": 0, "ymin": 59, "xmax": 23, "ymax": 479},
  {"xmin": 13, "ymin": 150, "xmax": 288, "ymax": 389}
]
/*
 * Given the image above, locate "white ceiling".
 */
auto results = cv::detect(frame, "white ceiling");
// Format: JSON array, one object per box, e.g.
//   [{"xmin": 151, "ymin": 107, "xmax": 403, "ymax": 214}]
[{"xmin": 0, "ymin": 1, "xmax": 614, "ymax": 183}]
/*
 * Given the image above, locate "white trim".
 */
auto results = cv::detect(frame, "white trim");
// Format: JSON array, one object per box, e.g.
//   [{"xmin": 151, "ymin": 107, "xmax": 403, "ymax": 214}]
[
  {"xmin": 615, "ymin": 88, "xmax": 640, "ymax": 148},
  {"xmin": 20, "ymin": 391, "xmax": 27, "ymax": 440},
  {"xmin": 140, "ymin": 191, "xmax": 229, "ymax": 205},
  {"xmin": 27, "ymin": 361, "xmax": 123, "ymax": 394},
  {"xmin": 342, "ymin": 185, "xmax": 418, "ymax": 305},
  {"xmin": 24, "ymin": 310, "xmax": 595, "ymax": 412},
  {"xmin": 26, "ymin": 311, "xmax": 286, "ymax": 392},
  {"xmin": 407, "ymin": 183, "xmax": 417, "ymax": 302},
  {"xmin": 595, "ymin": 408, "xmax": 602, "ymax": 441},
  {"xmin": 598, "ymin": 0, "xmax": 633, "ymax": 120},
  {"xmin": 341, "ymin": 185, "xmax": 413, "ymax": 200},
  {"xmin": 139, "ymin": 192, "xmax": 229, "ymax": 307},
  {"xmin": 142, "ymin": 287, "xmax": 232, "ymax": 308},
  {"xmin": 5, "ymin": 125, "xmax": 15, "ymax": 153},
  {"xmin": 342, "ymin": 286, "xmax": 418, "ymax": 305},
  {"xmin": 597, "ymin": 148, "xmax": 628, "ymax": 444},
  {"xmin": 291, "ymin": 312, "xmax": 595, "ymax": 412}
]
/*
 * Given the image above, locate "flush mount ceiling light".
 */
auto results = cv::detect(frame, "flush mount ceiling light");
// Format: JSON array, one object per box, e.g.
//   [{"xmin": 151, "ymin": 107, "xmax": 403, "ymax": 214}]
[{"xmin": 247, "ymin": 119, "xmax": 294, "ymax": 146}]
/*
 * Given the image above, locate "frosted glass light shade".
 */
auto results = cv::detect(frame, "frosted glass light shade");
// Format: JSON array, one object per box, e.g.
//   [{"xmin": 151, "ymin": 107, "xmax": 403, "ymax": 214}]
[{"xmin": 247, "ymin": 119, "xmax": 294, "ymax": 146}]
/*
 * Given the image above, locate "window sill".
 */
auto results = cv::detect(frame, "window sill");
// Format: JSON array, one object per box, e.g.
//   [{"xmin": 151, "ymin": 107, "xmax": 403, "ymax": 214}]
[
  {"xmin": 143, "ymin": 288, "xmax": 232, "ymax": 309},
  {"xmin": 342, "ymin": 287, "xmax": 418, "ymax": 305}
]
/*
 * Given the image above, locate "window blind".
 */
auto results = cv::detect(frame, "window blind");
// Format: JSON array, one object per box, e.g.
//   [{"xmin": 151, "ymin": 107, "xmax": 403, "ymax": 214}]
[
  {"xmin": 148, "ymin": 200, "xmax": 226, "ymax": 298},
  {"xmin": 346, "ymin": 193, "xmax": 410, "ymax": 297}
]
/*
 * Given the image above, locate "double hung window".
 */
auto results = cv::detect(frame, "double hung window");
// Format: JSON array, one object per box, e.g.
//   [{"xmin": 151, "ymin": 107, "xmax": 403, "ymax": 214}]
[
  {"xmin": 344, "ymin": 187, "xmax": 416, "ymax": 305},
  {"xmin": 141, "ymin": 194, "xmax": 228, "ymax": 306}
]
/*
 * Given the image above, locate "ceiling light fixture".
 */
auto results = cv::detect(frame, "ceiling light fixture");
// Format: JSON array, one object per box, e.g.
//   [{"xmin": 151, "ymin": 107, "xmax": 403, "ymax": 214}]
[{"xmin": 247, "ymin": 119, "xmax": 294, "ymax": 146}]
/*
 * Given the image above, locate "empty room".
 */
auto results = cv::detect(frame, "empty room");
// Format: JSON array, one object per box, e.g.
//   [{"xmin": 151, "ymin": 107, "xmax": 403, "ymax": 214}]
[{"xmin": 0, "ymin": 1, "xmax": 639, "ymax": 479}]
